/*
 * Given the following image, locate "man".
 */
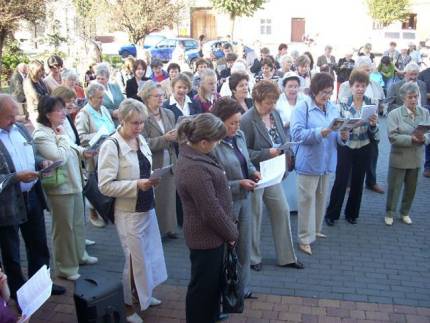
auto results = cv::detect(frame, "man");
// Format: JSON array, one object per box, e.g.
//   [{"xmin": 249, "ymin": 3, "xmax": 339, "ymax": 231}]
[
  {"xmin": 0, "ymin": 94, "xmax": 65, "ymax": 300},
  {"xmin": 384, "ymin": 42, "xmax": 400, "ymax": 63},
  {"xmin": 338, "ymin": 56, "xmax": 385, "ymax": 194},
  {"xmin": 359, "ymin": 43, "xmax": 375, "ymax": 62},
  {"xmin": 250, "ymin": 47, "xmax": 280, "ymax": 75},
  {"xmin": 317, "ymin": 45, "xmax": 337, "ymax": 77},
  {"xmin": 215, "ymin": 43, "xmax": 234, "ymax": 76},
  {"xmin": 418, "ymin": 65, "xmax": 430, "ymax": 177},
  {"xmin": 9, "ymin": 63, "xmax": 27, "ymax": 104}
]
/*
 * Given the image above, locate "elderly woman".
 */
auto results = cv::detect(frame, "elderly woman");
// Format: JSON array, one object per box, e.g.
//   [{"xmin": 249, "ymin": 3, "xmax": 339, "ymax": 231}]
[
  {"xmin": 98, "ymin": 99, "xmax": 167, "ymax": 323},
  {"xmin": 212, "ymin": 97, "xmax": 260, "ymax": 298},
  {"xmin": 279, "ymin": 55, "xmax": 294, "ymax": 75},
  {"xmin": 175, "ymin": 113, "xmax": 238, "ymax": 323},
  {"xmin": 94, "ymin": 63, "xmax": 124, "ymax": 122},
  {"xmin": 52, "ymin": 86, "xmax": 81, "ymax": 142},
  {"xmin": 160, "ymin": 63, "xmax": 181, "ymax": 99},
  {"xmin": 385, "ymin": 82, "xmax": 430, "ymax": 226},
  {"xmin": 33, "ymin": 96, "xmax": 97, "ymax": 281},
  {"xmin": 325, "ymin": 70, "xmax": 379, "ymax": 227},
  {"xmin": 295, "ymin": 55, "xmax": 312, "ymax": 95},
  {"xmin": 241, "ymin": 80, "xmax": 303, "ymax": 271},
  {"xmin": 229, "ymin": 72, "xmax": 253, "ymax": 112},
  {"xmin": 126, "ymin": 59, "xmax": 149, "ymax": 101},
  {"xmin": 193, "ymin": 69, "xmax": 220, "ymax": 113},
  {"xmin": 139, "ymin": 82, "xmax": 178, "ymax": 239},
  {"xmin": 23, "ymin": 60, "xmax": 49, "ymax": 125},
  {"xmin": 61, "ymin": 69, "xmax": 85, "ymax": 103},
  {"xmin": 291, "ymin": 73, "xmax": 349, "ymax": 256},
  {"xmin": 44, "ymin": 55, "xmax": 63, "ymax": 93}
]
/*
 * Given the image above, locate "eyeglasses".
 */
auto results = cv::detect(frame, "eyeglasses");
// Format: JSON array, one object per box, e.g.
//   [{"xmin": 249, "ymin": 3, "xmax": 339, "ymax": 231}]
[
  {"xmin": 319, "ymin": 90, "xmax": 333, "ymax": 97},
  {"xmin": 151, "ymin": 94, "xmax": 164, "ymax": 98}
]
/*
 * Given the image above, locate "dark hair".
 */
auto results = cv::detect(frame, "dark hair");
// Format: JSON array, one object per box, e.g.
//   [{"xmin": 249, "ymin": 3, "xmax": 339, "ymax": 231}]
[
  {"xmin": 278, "ymin": 43, "xmax": 288, "ymax": 51},
  {"xmin": 133, "ymin": 59, "xmax": 147, "ymax": 74},
  {"xmin": 195, "ymin": 58, "xmax": 209, "ymax": 71},
  {"xmin": 349, "ymin": 69, "xmax": 369, "ymax": 86},
  {"xmin": 261, "ymin": 58, "xmax": 274, "ymax": 70},
  {"xmin": 225, "ymin": 53, "xmax": 238, "ymax": 63},
  {"xmin": 199, "ymin": 34, "xmax": 206, "ymax": 42},
  {"xmin": 309, "ymin": 73, "xmax": 334, "ymax": 99},
  {"xmin": 389, "ymin": 41, "xmax": 397, "ymax": 47},
  {"xmin": 260, "ymin": 47, "xmax": 270, "ymax": 54},
  {"xmin": 380, "ymin": 55, "xmax": 391, "ymax": 66},
  {"xmin": 223, "ymin": 43, "xmax": 232, "ymax": 50},
  {"xmin": 37, "ymin": 96, "xmax": 65, "ymax": 126},
  {"xmin": 167, "ymin": 62, "xmax": 181, "ymax": 73},
  {"xmin": 303, "ymin": 51, "xmax": 314, "ymax": 70},
  {"xmin": 229, "ymin": 72, "xmax": 249, "ymax": 92},
  {"xmin": 211, "ymin": 97, "xmax": 243, "ymax": 121},
  {"xmin": 150, "ymin": 58, "xmax": 163, "ymax": 68},
  {"xmin": 252, "ymin": 80, "xmax": 280, "ymax": 103},
  {"xmin": 47, "ymin": 55, "xmax": 63, "ymax": 68},
  {"xmin": 177, "ymin": 113, "xmax": 226, "ymax": 144}
]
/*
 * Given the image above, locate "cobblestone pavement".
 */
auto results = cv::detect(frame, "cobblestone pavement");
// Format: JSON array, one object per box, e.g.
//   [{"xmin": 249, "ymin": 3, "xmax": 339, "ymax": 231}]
[{"xmin": 20, "ymin": 118, "xmax": 430, "ymax": 322}]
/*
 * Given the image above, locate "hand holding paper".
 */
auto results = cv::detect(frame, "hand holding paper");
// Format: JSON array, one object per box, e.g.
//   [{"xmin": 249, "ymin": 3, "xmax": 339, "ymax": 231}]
[{"xmin": 255, "ymin": 154, "xmax": 286, "ymax": 190}]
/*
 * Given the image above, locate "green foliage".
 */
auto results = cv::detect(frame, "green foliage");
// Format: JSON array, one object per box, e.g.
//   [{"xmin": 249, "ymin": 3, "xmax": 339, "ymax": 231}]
[
  {"xmin": 366, "ymin": 0, "xmax": 410, "ymax": 26},
  {"xmin": 101, "ymin": 54, "xmax": 123, "ymax": 69},
  {"xmin": 211, "ymin": 0, "xmax": 266, "ymax": 18},
  {"xmin": 0, "ymin": 40, "xmax": 29, "ymax": 84}
]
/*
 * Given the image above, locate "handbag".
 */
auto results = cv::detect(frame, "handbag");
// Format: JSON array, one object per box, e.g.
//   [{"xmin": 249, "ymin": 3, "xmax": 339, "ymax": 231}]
[
  {"xmin": 41, "ymin": 167, "xmax": 66, "ymax": 189},
  {"xmin": 222, "ymin": 245, "xmax": 244, "ymax": 313},
  {"xmin": 83, "ymin": 138, "xmax": 119, "ymax": 224}
]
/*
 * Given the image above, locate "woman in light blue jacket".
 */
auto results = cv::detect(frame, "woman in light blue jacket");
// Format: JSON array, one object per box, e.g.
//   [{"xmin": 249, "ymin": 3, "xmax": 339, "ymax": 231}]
[{"xmin": 291, "ymin": 73, "xmax": 349, "ymax": 256}]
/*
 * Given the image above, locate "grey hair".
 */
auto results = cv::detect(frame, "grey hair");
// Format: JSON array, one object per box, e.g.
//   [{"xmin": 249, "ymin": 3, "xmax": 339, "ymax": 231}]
[
  {"xmin": 399, "ymin": 81, "xmax": 420, "ymax": 99},
  {"xmin": 118, "ymin": 98, "xmax": 148, "ymax": 122},
  {"xmin": 86, "ymin": 82, "xmax": 105, "ymax": 98},
  {"xmin": 355, "ymin": 56, "xmax": 373, "ymax": 69},
  {"xmin": 61, "ymin": 69, "xmax": 78, "ymax": 81},
  {"xmin": 95, "ymin": 62, "xmax": 110, "ymax": 79},
  {"xmin": 280, "ymin": 55, "xmax": 293, "ymax": 65},
  {"xmin": 200, "ymin": 68, "xmax": 217, "ymax": 82},
  {"xmin": 404, "ymin": 62, "xmax": 420, "ymax": 73},
  {"xmin": 231, "ymin": 60, "xmax": 247, "ymax": 74},
  {"xmin": 138, "ymin": 81, "xmax": 161, "ymax": 104}
]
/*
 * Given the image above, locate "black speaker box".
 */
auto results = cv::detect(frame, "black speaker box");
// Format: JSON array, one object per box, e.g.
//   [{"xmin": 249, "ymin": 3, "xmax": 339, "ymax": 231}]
[{"xmin": 73, "ymin": 273, "xmax": 125, "ymax": 323}]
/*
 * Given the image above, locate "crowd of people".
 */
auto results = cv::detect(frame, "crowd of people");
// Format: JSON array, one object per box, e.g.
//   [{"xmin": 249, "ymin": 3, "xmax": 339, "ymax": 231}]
[{"xmin": 1, "ymin": 38, "xmax": 429, "ymax": 323}]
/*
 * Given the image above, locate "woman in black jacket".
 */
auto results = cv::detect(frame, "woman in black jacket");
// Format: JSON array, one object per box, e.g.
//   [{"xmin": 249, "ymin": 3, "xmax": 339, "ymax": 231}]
[{"xmin": 125, "ymin": 59, "xmax": 149, "ymax": 101}]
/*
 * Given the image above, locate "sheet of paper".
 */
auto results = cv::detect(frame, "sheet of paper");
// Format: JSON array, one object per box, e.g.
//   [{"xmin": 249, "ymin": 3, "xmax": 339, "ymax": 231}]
[
  {"xmin": 255, "ymin": 154, "xmax": 286, "ymax": 190},
  {"xmin": 413, "ymin": 124, "xmax": 430, "ymax": 136},
  {"xmin": 39, "ymin": 160, "xmax": 63, "ymax": 175},
  {"xmin": 329, "ymin": 118, "xmax": 346, "ymax": 131},
  {"xmin": 149, "ymin": 165, "xmax": 173, "ymax": 181},
  {"xmin": 88, "ymin": 126, "xmax": 109, "ymax": 147},
  {"xmin": 361, "ymin": 105, "xmax": 377, "ymax": 121},
  {"xmin": 340, "ymin": 118, "xmax": 363, "ymax": 131},
  {"xmin": 17, "ymin": 265, "xmax": 53, "ymax": 318}
]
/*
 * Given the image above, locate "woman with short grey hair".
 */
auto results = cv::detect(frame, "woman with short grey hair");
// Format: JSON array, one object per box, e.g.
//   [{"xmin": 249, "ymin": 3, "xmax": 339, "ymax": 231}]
[
  {"xmin": 62, "ymin": 69, "xmax": 85, "ymax": 103},
  {"xmin": 385, "ymin": 81, "xmax": 430, "ymax": 226}
]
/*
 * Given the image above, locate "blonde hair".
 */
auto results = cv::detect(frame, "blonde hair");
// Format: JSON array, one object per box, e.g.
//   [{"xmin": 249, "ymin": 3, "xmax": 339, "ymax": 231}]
[
  {"xmin": 28, "ymin": 60, "xmax": 44, "ymax": 81},
  {"xmin": 118, "ymin": 98, "xmax": 148, "ymax": 122}
]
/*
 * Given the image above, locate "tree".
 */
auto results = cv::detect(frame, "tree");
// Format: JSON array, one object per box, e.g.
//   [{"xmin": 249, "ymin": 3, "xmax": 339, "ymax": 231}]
[
  {"xmin": 104, "ymin": 0, "xmax": 184, "ymax": 44},
  {"xmin": 211, "ymin": 0, "xmax": 266, "ymax": 39},
  {"xmin": 366, "ymin": 0, "xmax": 410, "ymax": 26},
  {"xmin": 0, "ymin": 0, "xmax": 46, "ymax": 86}
]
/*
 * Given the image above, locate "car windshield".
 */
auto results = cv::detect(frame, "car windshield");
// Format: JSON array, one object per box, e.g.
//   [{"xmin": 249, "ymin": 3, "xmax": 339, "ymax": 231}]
[{"xmin": 145, "ymin": 35, "xmax": 166, "ymax": 47}]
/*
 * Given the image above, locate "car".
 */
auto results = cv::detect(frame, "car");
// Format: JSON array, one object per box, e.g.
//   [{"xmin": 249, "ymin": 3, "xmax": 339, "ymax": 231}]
[
  {"xmin": 118, "ymin": 44, "xmax": 137, "ymax": 58},
  {"xmin": 143, "ymin": 34, "xmax": 167, "ymax": 49},
  {"xmin": 148, "ymin": 37, "xmax": 199, "ymax": 63}
]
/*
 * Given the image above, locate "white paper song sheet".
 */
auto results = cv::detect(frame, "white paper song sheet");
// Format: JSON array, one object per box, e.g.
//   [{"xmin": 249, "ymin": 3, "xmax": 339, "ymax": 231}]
[
  {"xmin": 88, "ymin": 125, "xmax": 109, "ymax": 147},
  {"xmin": 149, "ymin": 165, "xmax": 173, "ymax": 181},
  {"xmin": 255, "ymin": 154, "xmax": 286, "ymax": 190},
  {"xmin": 17, "ymin": 265, "xmax": 53, "ymax": 317},
  {"xmin": 361, "ymin": 105, "xmax": 377, "ymax": 121}
]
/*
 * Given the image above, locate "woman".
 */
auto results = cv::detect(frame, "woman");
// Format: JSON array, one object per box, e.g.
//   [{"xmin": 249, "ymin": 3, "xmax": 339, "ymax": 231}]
[
  {"xmin": 229, "ymin": 72, "xmax": 253, "ymax": 112},
  {"xmin": 175, "ymin": 113, "xmax": 239, "ymax": 323},
  {"xmin": 125, "ymin": 59, "xmax": 149, "ymax": 101},
  {"xmin": 61, "ymin": 70, "xmax": 86, "ymax": 106},
  {"xmin": 275, "ymin": 72, "xmax": 305, "ymax": 213},
  {"xmin": 212, "ymin": 97, "xmax": 260, "ymax": 298},
  {"xmin": 33, "ymin": 96, "xmax": 97, "ymax": 281},
  {"xmin": 150, "ymin": 59, "xmax": 168, "ymax": 83},
  {"xmin": 335, "ymin": 52, "xmax": 355, "ymax": 96},
  {"xmin": 116, "ymin": 56, "xmax": 135, "ymax": 95},
  {"xmin": 23, "ymin": 60, "xmax": 49, "ymax": 125},
  {"xmin": 385, "ymin": 82, "xmax": 430, "ymax": 226},
  {"xmin": 240, "ymin": 80, "xmax": 302, "ymax": 271},
  {"xmin": 160, "ymin": 63, "xmax": 181, "ymax": 99},
  {"xmin": 52, "ymin": 86, "xmax": 81, "ymax": 143},
  {"xmin": 279, "ymin": 55, "xmax": 294, "ymax": 75},
  {"xmin": 295, "ymin": 55, "xmax": 312, "ymax": 95},
  {"xmin": 254, "ymin": 58, "xmax": 280, "ymax": 84},
  {"xmin": 163, "ymin": 73, "xmax": 201, "ymax": 122},
  {"xmin": 378, "ymin": 56, "xmax": 396, "ymax": 95},
  {"xmin": 290, "ymin": 73, "xmax": 349, "ymax": 256},
  {"xmin": 139, "ymin": 82, "xmax": 178, "ymax": 239},
  {"xmin": 193, "ymin": 69, "xmax": 220, "ymax": 113},
  {"xmin": 325, "ymin": 70, "xmax": 378, "ymax": 228},
  {"xmin": 44, "ymin": 55, "xmax": 63, "ymax": 93},
  {"xmin": 98, "ymin": 99, "xmax": 167, "ymax": 323}
]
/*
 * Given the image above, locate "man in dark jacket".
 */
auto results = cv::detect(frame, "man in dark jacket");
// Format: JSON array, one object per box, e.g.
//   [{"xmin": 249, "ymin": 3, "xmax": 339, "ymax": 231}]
[{"xmin": 9, "ymin": 64, "xmax": 27, "ymax": 104}]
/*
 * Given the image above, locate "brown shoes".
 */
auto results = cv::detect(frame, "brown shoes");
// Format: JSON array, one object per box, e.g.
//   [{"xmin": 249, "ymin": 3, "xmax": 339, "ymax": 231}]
[{"xmin": 367, "ymin": 184, "xmax": 385, "ymax": 194}]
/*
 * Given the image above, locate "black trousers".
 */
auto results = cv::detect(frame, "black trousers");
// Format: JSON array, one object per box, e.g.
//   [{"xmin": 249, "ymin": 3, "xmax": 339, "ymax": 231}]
[
  {"xmin": 186, "ymin": 244, "xmax": 224, "ymax": 323},
  {"xmin": 326, "ymin": 144, "xmax": 370, "ymax": 221},
  {"xmin": 365, "ymin": 140, "xmax": 379, "ymax": 187},
  {"xmin": 0, "ymin": 189, "xmax": 50, "ymax": 299}
]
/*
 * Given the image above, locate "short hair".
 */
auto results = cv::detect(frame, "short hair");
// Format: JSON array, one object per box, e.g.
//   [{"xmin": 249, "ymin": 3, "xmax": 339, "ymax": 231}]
[
  {"xmin": 225, "ymin": 53, "xmax": 238, "ymax": 63},
  {"xmin": 211, "ymin": 97, "xmax": 243, "ymax": 121},
  {"xmin": 223, "ymin": 43, "xmax": 232, "ymax": 50},
  {"xmin": 133, "ymin": 59, "xmax": 147, "ymax": 74},
  {"xmin": 380, "ymin": 55, "xmax": 391, "ymax": 65},
  {"xmin": 118, "ymin": 98, "xmax": 148, "ymax": 122},
  {"xmin": 280, "ymin": 55, "xmax": 293, "ymax": 65},
  {"xmin": 86, "ymin": 82, "xmax": 105, "ymax": 98},
  {"xmin": 171, "ymin": 73, "xmax": 192, "ymax": 90},
  {"xmin": 309, "ymin": 73, "xmax": 334, "ymax": 99},
  {"xmin": 37, "ymin": 96, "xmax": 65, "ymax": 126},
  {"xmin": 325, "ymin": 45, "xmax": 333, "ymax": 51},
  {"xmin": 389, "ymin": 41, "xmax": 397, "ymax": 47},
  {"xmin": 260, "ymin": 47, "xmax": 270, "ymax": 54},
  {"xmin": 296, "ymin": 55, "xmax": 311, "ymax": 67},
  {"xmin": 229, "ymin": 72, "xmax": 249, "ymax": 92},
  {"xmin": 364, "ymin": 43, "xmax": 372, "ymax": 50},
  {"xmin": 150, "ymin": 58, "xmax": 163, "ymax": 69},
  {"xmin": 278, "ymin": 43, "xmax": 288, "ymax": 51},
  {"xmin": 399, "ymin": 81, "xmax": 420, "ymax": 99},
  {"xmin": 177, "ymin": 113, "xmax": 226, "ymax": 144},
  {"xmin": 195, "ymin": 58, "xmax": 209, "ymax": 69},
  {"xmin": 95, "ymin": 63, "xmax": 110, "ymax": 79},
  {"xmin": 231, "ymin": 60, "xmax": 247, "ymax": 74},
  {"xmin": 349, "ymin": 70, "xmax": 369, "ymax": 87},
  {"xmin": 138, "ymin": 81, "xmax": 161, "ymax": 104},
  {"xmin": 52, "ymin": 86, "xmax": 76, "ymax": 101},
  {"xmin": 252, "ymin": 80, "xmax": 280, "ymax": 103},
  {"xmin": 261, "ymin": 58, "xmax": 274, "ymax": 70},
  {"xmin": 167, "ymin": 62, "xmax": 181, "ymax": 73},
  {"xmin": 404, "ymin": 62, "xmax": 420, "ymax": 73},
  {"xmin": 47, "ymin": 55, "xmax": 63, "ymax": 68},
  {"xmin": 61, "ymin": 69, "xmax": 78, "ymax": 81},
  {"xmin": 355, "ymin": 56, "xmax": 373, "ymax": 69}
]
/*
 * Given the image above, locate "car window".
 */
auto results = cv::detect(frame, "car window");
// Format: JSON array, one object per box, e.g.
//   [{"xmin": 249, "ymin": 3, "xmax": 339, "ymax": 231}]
[
  {"xmin": 158, "ymin": 39, "xmax": 176, "ymax": 48},
  {"xmin": 183, "ymin": 40, "xmax": 198, "ymax": 49}
]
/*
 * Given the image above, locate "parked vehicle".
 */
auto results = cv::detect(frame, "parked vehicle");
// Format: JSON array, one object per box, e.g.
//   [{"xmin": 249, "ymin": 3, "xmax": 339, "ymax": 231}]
[{"xmin": 149, "ymin": 37, "xmax": 199, "ymax": 63}]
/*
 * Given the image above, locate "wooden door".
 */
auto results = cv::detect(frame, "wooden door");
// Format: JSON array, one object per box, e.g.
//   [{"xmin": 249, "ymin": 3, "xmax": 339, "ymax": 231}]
[
  {"xmin": 291, "ymin": 18, "xmax": 305, "ymax": 42},
  {"xmin": 191, "ymin": 9, "xmax": 216, "ymax": 40}
]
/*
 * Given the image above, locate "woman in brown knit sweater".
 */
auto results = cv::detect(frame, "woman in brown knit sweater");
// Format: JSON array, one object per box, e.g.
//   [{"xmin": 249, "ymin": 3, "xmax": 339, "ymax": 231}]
[{"xmin": 175, "ymin": 113, "xmax": 239, "ymax": 323}]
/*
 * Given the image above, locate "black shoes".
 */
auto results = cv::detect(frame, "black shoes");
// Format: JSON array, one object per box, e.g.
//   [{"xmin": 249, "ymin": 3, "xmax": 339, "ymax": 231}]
[
  {"xmin": 279, "ymin": 261, "xmax": 304, "ymax": 269},
  {"xmin": 51, "ymin": 284, "xmax": 66, "ymax": 295},
  {"xmin": 217, "ymin": 313, "xmax": 229, "ymax": 321},
  {"xmin": 325, "ymin": 217, "xmax": 335, "ymax": 226},
  {"xmin": 250, "ymin": 263, "xmax": 262, "ymax": 271},
  {"xmin": 346, "ymin": 218, "xmax": 357, "ymax": 224}
]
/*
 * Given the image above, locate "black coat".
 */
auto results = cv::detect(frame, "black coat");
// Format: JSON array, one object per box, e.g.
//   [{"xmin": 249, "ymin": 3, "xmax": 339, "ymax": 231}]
[{"xmin": 125, "ymin": 77, "xmax": 149, "ymax": 101}]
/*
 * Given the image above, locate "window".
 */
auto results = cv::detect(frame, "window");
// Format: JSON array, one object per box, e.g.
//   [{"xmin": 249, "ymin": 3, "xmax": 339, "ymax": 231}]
[
  {"xmin": 260, "ymin": 19, "xmax": 272, "ymax": 35},
  {"xmin": 184, "ymin": 40, "xmax": 198, "ymax": 49},
  {"xmin": 402, "ymin": 13, "xmax": 417, "ymax": 30},
  {"xmin": 372, "ymin": 21, "xmax": 384, "ymax": 30}
]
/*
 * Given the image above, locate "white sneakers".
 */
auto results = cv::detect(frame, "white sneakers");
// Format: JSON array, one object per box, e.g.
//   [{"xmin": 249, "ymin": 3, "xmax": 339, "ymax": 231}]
[
  {"xmin": 384, "ymin": 216, "xmax": 412, "ymax": 225},
  {"xmin": 384, "ymin": 217, "xmax": 393, "ymax": 226},
  {"xmin": 316, "ymin": 232, "xmax": 327, "ymax": 238},
  {"xmin": 149, "ymin": 297, "xmax": 162, "ymax": 307},
  {"xmin": 126, "ymin": 313, "xmax": 143, "ymax": 323},
  {"xmin": 82, "ymin": 256, "xmax": 98, "ymax": 265},
  {"xmin": 66, "ymin": 274, "xmax": 81, "ymax": 281},
  {"xmin": 85, "ymin": 239, "xmax": 96, "ymax": 246}
]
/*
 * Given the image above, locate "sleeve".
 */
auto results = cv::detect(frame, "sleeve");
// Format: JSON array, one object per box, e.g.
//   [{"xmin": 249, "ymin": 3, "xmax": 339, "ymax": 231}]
[
  {"xmin": 142, "ymin": 122, "xmax": 170, "ymax": 152},
  {"xmin": 33, "ymin": 131, "xmax": 70, "ymax": 162},
  {"xmin": 387, "ymin": 111, "xmax": 413, "ymax": 147},
  {"xmin": 75, "ymin": 110, "xmax": 95, "ymax": 147},
  {"xmin": 239, "ymin": 117, "xmax": 272, "ymax": 166},
  {"xmin": 290, "ymin": 104, "xmax": 323, "ymax": 146},
  {"xmin": 387, "ymin": 83, "xmax": 399, "ymax": 112}
]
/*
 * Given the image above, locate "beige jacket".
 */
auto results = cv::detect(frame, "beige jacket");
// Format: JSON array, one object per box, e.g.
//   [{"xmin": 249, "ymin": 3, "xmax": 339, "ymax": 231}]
[
  {"xmin": 22, "ymin": 78, "xmax": 39, "ymax": 124},
  {"xmin": 33, "ymin": 123, "xmax": 86, "ymax": 195},
  {"xmin": 98, "ymin": 131, "xmax": 153, "ymax": 212},
  {"xmin": 387, "ymin": 105, "xmax": 430, "ymax": 169}
]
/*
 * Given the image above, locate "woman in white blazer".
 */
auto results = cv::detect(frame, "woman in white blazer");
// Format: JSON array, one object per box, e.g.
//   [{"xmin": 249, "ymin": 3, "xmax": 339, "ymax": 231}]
[{"xmin": 98, "ymin": 99, "xmax": 167, "ymax": 323}]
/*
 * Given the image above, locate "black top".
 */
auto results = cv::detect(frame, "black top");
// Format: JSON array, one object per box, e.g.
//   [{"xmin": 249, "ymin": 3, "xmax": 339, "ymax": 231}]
[
  {"xmin": 33, "ymin": 80, "xmax": 49, "ymax": 97},
  {"xmin": 125, "ymin": 77, "xmax": 149, "ymax": 102},
  {"xmin": 224, "ymin": 136, "xmax": 248, "ymax": 179},
  {"xmin": 135, "ymin": 149, "xmax": 155, "ymax": 212}
]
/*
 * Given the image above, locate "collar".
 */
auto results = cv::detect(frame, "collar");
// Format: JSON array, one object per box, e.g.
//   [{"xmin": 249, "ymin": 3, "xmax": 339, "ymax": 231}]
[
  {"xmin": 114, "ymin": 129, "xmax": 147, "ymax": 156},
  {"xmin": 169, "ymin": 95, "xmax": 192, "ymax": 106},
  {"xmin": 180, "ymin": 143, "xmax": 221, "ymax": 167},
  {"xmin": 347, "ymin": 96, "xmax": 372, "ymax": 106}
]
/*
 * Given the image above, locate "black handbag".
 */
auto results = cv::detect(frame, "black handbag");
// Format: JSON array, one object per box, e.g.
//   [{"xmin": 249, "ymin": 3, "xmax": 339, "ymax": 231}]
[
  {"xmin": 83, "ymin": 138, "xmax": 119, "ymax": 224},
  {"xmin": 222, "ymin": 245, "xmax": 244, "ymax": 313}
]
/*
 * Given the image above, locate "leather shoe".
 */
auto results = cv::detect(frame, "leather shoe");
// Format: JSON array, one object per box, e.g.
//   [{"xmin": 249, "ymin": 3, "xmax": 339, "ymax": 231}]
[
  {"xmin": 217, "ymin": 313, "xmax": 229, "ymax": 321},
  {"xmin": 250, "ymin": 263, "xmax": 262, "ymax": 271},
  {"xmin": 279, "ymin": 261, "xmax": 304, "ymax": 269},
  {"xmin": 367, "ymin": 184, "xmax": 384, "ymax": 194},
  {"xmin": 51, "ymin": 284, "xmax": 66, "ymax": 295},
  {"xmin": 325, "ymin": 217, "xmax": 335, "ymax": 226},
  {"xmin": 299, "ymin": 244, "xmax": 312, "ymax": 255},
  {"xmin": 346, "ymin": 218, "xmax": 357, "ymax": 224}
]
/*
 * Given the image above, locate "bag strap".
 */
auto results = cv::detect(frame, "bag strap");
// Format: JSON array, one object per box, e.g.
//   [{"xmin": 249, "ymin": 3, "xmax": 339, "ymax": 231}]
[
  {"xmin": 94, "ymin": 137, "xmax": 119, "ymax": 171},
  {"xmin": 294, "ymin": 100, "xmax": 309, "ymax": 156}
]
